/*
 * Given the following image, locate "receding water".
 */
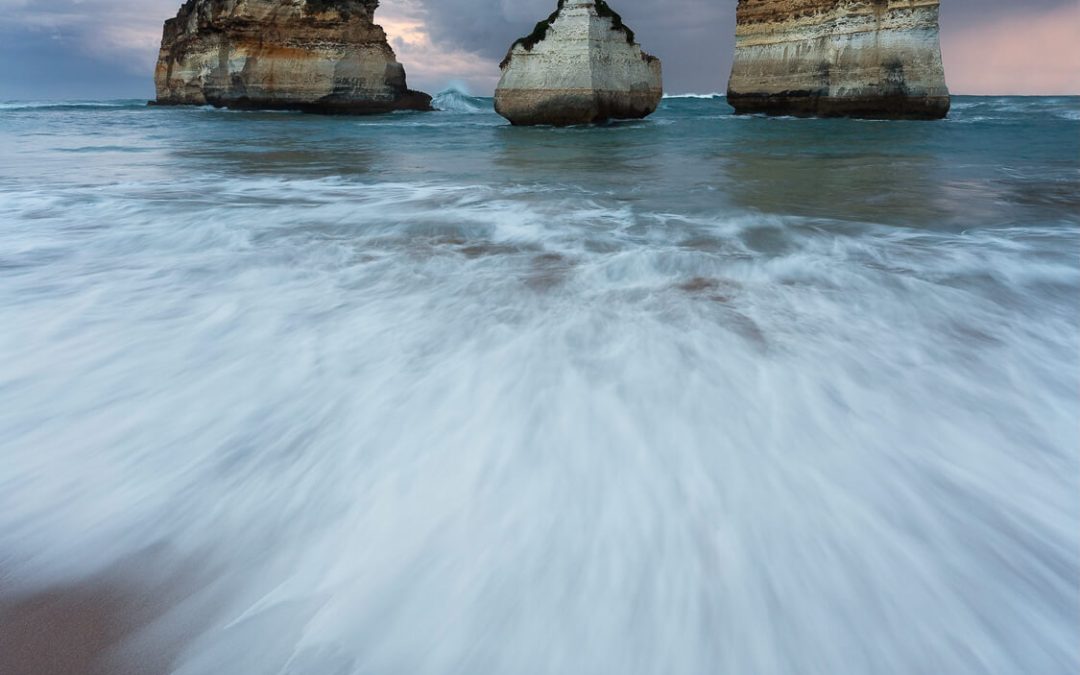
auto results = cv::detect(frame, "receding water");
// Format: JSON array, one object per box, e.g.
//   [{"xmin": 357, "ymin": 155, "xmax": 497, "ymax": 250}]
[{"xmin": 1, "ymin": 94, "xmax": 1078, "ymax": 674}]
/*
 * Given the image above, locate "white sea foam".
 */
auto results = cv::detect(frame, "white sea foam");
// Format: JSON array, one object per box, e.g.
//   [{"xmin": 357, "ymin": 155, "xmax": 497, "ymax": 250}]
[
  {"xmin": 431, "ymin": 88, "xmax": 492, "ymax": 113},
  {"xmin": 1, "ymin": 100, "xmax": 1078, "ymax": 675},
  {"xmin": 663, "ymin": 92, "xmax": 725, "ymax": 99},
  {"xmin": 0, "ymin": 100, "xmax": 143, "ymax": 111}
]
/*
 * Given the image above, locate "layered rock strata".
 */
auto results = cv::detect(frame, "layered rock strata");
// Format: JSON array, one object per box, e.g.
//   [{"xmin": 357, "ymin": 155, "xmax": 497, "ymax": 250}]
[
  {"xmin": 495, "ymin": 0, "xmax": 663, "ymax": 126},
  {"xmin": 154, "ymin": 0, "xmax": 431, "ymax": 113},
  {"xmin": 728, "ymin": 0, "xmax": 950, "ymax": 119}
]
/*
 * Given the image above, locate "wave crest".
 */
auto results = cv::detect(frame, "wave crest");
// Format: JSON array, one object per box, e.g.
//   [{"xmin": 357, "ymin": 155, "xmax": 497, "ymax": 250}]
[{"xmin": 431, "ymin": 89, "xmax": 492, "ymax": 114}]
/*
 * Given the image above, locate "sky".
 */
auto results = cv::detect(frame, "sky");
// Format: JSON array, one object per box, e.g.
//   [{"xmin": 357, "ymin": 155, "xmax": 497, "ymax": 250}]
[{"xmin": 0, "ymin": 0, "xmax": 1077, "ymax": 100}]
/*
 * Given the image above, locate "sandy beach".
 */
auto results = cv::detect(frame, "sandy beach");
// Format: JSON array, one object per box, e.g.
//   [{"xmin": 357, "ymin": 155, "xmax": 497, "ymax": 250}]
[{"xmin": 0, "ymin": 552, "xmax": 213, "ymax": 675}]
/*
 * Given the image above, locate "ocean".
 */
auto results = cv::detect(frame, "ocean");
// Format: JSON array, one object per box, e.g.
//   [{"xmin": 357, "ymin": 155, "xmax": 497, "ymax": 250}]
[{"xmin": 1, "ymin": 94, "xmax": 1078, "ymax": 674}]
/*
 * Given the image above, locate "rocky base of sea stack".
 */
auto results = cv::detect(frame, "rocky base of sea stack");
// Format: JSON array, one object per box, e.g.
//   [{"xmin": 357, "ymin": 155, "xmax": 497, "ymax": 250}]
[
  {"xmin": 728, "ymin": 0, "xmax": 950, "ymax": 120},
  {"xmin": 151, "ymin": 91, "xmax": 434, "ymax": 115},
  {"xmin": 154, "ymin": 0, "xmax": 431, "ymax": 114},
  {"xmin": 726, "ymin": 93, "xmax": 951, "ymax": 120},
  {"xmin": 495, "ymin": 90, "xmax": 662, "ymax": 127},
  {"xmin": 495, "ymin": 0, "xmax": 662, "ymax": 126}
]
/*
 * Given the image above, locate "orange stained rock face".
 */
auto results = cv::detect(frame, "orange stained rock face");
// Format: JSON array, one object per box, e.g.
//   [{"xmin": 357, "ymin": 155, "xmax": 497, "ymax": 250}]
[
  {"xmin": 154, "ymin": 0, "xmax": 431, "ymax": 113},
  {"xmin": 728, "ymin": 0, "xmax": 950, "ymax": 118}
]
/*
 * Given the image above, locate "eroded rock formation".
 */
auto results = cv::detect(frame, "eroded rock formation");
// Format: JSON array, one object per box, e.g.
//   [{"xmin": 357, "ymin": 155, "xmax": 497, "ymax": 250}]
[
  {"xmin": 154, "ymin": 0, "xmax": 431, "ymax": 113},
  {"xmin": 728, "ymin": 0, "xmax": 950, "ymax": 119},
  {"xmin": 495, "ymin": 0, "xmax": 663, "ymax": 126}
]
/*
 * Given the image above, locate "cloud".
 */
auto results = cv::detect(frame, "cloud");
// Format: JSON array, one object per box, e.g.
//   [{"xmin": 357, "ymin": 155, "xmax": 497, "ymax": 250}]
[
  {"xmin": 1, "ymin": 0, "xmax": 1077, "ymax": 99},
  {"xmin": 942, "ymin": 3, "xmax": 1080, "ymax": 95},
  {"xmin": 387, "ymin": 0, "xmax": 1080, "ymax": 95},
  {"xmin": 377, "ymin": 0, "xmax": 500, "ymax": 93},
  {"xmin": 400, "ymin": 0, "xmax": 733, "ymax": 93},
  {"xmin": 0, "ymin": 0, "xmax": 174, "ymax": 79}
]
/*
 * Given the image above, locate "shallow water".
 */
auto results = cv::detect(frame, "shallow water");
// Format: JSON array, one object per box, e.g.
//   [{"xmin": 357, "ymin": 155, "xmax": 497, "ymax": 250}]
[{"xmin": 1, "ymin": 94, "xmax": 1078, "ymax": 674}]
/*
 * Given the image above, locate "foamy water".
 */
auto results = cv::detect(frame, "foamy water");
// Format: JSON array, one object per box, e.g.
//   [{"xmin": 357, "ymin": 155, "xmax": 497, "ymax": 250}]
[{"xmin": 1, "ymin": 95, "xmax": 1078, "ymax": 674}]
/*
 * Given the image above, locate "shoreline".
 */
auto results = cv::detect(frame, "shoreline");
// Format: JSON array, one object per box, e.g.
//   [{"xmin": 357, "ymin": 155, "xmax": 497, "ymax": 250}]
[{"xmin": 0, "ymin": 550, "xmax": 214, "ymax": 675}]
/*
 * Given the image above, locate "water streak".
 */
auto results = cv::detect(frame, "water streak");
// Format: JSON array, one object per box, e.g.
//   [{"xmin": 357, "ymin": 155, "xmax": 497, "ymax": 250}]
[{"xmin": 1, "ymin": 96, "xmax": 1078, "ymax": 675}]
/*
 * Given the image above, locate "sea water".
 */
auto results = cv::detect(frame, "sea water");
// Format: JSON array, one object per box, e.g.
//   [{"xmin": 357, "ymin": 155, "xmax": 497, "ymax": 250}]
[{"xmin": 0, "ymin": 94, "xmax": 1078, "ymax": 674}]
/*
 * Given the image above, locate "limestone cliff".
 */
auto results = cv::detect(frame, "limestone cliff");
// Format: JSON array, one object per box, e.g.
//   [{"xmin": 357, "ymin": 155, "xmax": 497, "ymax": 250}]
[
  {"xmin": 495, "ymin": 0, "xmax": 663, "ymax": 126},
  {"xmin": 727, "ymin": 0, "xmax": 950, "ymax": 119},
  {"xmin": 154, "ymin": 0, "xmax": 431, "ymax": 113}
]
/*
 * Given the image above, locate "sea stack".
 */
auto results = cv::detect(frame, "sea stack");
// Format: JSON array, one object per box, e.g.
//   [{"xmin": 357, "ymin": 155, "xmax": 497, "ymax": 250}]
[
  {"xmin": 154, "ymin": 0, "xmax": 431, "ymax": 113},
  {"xmin": 727, "ymin": 0, "xmax": 950, "ymax": 119},
  {"xmin": 495, "ymin": 0, "xmax": 663, "ymax": 126}
]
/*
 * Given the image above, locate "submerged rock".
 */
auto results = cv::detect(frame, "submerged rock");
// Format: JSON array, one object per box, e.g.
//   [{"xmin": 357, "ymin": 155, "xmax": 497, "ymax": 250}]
[
  {"xmin": 727, "ymin": 0, "xmax": 950, "ymax": 119},
  {"xmin": 495, "ymin": 0, "xmax": 663, "ymax": 126},
  {"xmin": 154, "ymin": 0, "xmax": 431, "ymax": 113}
]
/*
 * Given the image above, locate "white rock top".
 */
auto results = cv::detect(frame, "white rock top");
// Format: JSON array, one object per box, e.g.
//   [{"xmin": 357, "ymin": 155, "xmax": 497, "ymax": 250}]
[{"xmin": 495, "ymin": 0, "xmax": 663, "ymax": 126}]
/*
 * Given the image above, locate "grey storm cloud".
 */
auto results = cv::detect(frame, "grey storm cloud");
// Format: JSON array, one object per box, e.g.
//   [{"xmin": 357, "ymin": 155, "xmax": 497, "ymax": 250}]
[
  {"xmin": 411, "ymin": 0, "xmax": 1072, "ymax": 56},
  {"xmin": 0, "ymin": 0, "xmax": 1075, "ymax": 98},
  {"xmin": 411, "ymin": 0, "xmax": 733, "ymax": 92},
  {"xmin": 408, "ymin": 0, "xmax": 1074, "ymax": 93}
]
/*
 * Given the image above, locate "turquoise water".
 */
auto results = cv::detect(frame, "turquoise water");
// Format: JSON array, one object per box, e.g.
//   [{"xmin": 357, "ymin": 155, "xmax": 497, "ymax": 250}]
[{"xmin": 1, "ymin": 94, "xmax": 1078, "ymax": 674}]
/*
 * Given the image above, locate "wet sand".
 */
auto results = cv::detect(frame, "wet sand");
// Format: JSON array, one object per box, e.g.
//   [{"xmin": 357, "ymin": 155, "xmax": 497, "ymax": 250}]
[{"xmin": 0, "ymin": 552, "xmax": 213, "ymax": 675}]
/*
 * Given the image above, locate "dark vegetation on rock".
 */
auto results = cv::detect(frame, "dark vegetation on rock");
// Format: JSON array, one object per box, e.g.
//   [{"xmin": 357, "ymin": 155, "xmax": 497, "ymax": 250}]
[{"xmin": 304, "ymin": 0, "xmax": 376, "ymax": 17}]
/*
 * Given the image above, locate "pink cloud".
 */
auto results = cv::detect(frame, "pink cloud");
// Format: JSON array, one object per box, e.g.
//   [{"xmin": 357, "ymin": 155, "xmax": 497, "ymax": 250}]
[
  {"xmin": 379, "ymin": 15, "xmax": 499, "ymax": 94},
  {"xmin": 943, "ymin": 4, "xmax": 1080, "ymax": 95}
]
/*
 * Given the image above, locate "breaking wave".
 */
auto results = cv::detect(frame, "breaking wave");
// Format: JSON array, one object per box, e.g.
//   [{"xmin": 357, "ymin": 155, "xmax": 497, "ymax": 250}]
[
  {"xmin": 432, "ymin": 88, "xmax": 493, "ymax": 114},
  {"xmin": 0, "ymin": 94, "xmax": 1078, "ymax": 675},
  {"xmin": 0, "ymin": 100, "xmax": 146, "ymax": 112}
]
